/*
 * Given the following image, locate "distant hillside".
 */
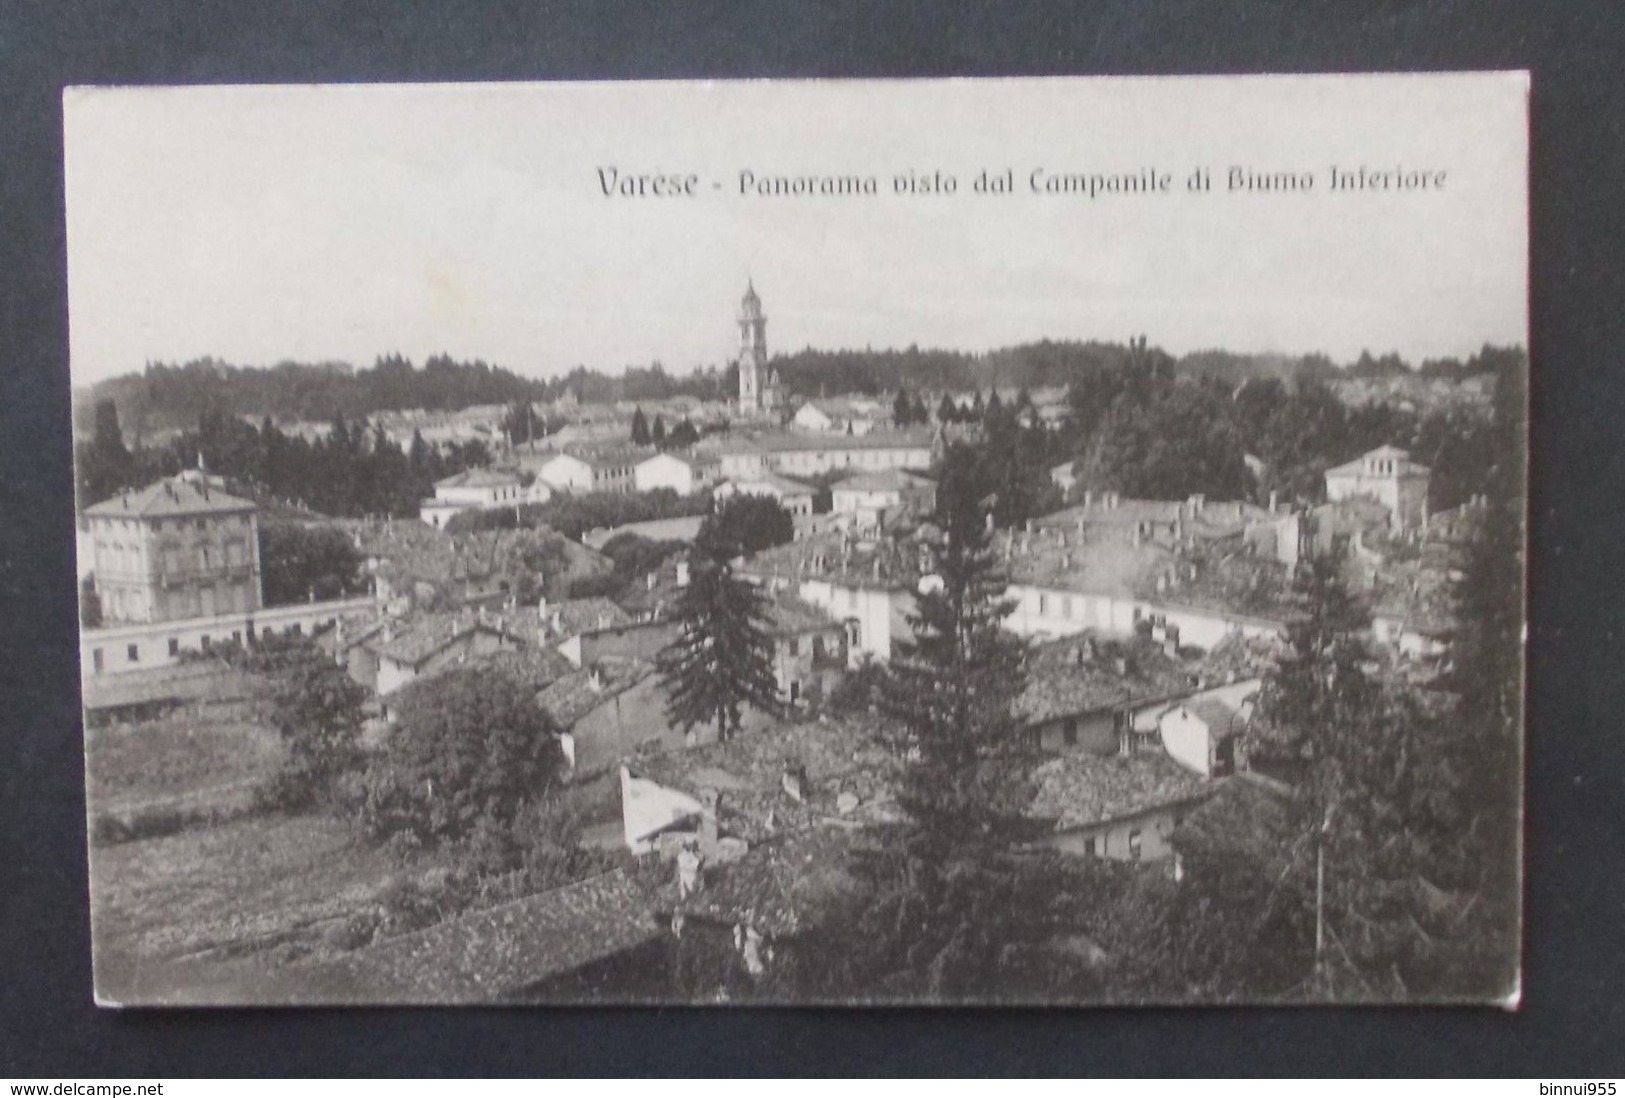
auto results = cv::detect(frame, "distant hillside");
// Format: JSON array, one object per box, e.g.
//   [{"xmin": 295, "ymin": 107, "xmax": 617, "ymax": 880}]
[
  {"xmin": 79, "ymin": 339, "xmax": 1519, "ymax": 442},
  {"xmin": 75, "ymin": 354, "xmax": 740, "ymax": 442},
  {"xmin": 1174, "ymin": 349, "xmax": 1341, "ymax": 386},
  {"xmin": 773, "ymin": 339, "xmax": 1462, "ymax": 397},
  {"xmin": 75, "ymin": 354, "xmax": 550, "ymax": 443}
]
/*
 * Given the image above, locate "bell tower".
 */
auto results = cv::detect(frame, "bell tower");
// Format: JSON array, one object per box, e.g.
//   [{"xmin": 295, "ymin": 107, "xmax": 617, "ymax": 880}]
[{"xmin": 737, "ymin": 279, "xmax": 767, "ymax": 410}]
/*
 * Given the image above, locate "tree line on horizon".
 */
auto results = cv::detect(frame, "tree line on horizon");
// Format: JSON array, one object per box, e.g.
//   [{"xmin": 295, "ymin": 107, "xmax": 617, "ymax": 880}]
[{"xmin": 75, "ymin": 340, "xmax": 1521, "ymax": 445}]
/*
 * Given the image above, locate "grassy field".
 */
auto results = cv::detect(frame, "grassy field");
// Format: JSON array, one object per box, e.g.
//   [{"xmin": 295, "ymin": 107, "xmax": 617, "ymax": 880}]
[
  {"xmin": 83, "ymin": 666, "xmax": 423, "ymax": 1002},
  {"xmin": 84, "ymin": 662, "xmax": 629, "ymax": 1005},
  {"xmin": 86, "ymin": 703, "xmax": 283, "ymax": 811},
  {"xmin": 89, "ymin": 812, "xmax": 435, "ymax": 1004}
]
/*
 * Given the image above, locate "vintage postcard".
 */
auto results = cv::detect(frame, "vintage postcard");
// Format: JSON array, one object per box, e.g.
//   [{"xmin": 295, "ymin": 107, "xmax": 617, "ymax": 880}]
[{"xmin": 67, "ymin": 74, "xmax": 1528, "ymax": 1006}]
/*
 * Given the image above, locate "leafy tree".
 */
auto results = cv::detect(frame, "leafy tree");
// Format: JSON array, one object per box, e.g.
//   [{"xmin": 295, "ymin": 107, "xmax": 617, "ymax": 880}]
[
  {"xmin": 1079, "ymin": 380, "xmax": 1252, "ymax": 501},
  {"xmin": 698, "ymin": 494, "xmax": 794, "ymax": 557},
  {"xmin": 359, "ymin": 662, "xmax": 567, "ymax": 850},
  {"xmin": 244, "ymin": 634, "xmax": 367, "ymax": 811},
  {"xmin": 79, "ymin": 574, "xmax": 103, "ymax": 628},
  {"xmin": 259, "ymin": 523, "xmax": 365, "ymax": 606},
  {"xmin": 937, "ymin": 394, "xmax": 957, "ymax": 425},
  {"xmin": 651, "ymin": 414, "xmax": 667, "ymax": 447},
  {"xmin": 655, "ymin": 548, "xmax": 779, "ymax": 740},
  {"xmin": 599, "ymin": 532, "xmax": 687, "ymax": 585},
  {"xmin": 667, "ymin": 417, "xmax": 701, "ymax": 449},
  {"xmin": 76, "ymin": 398, "xmax": 142, "ymax": 504},
  {"xmin": 630, "ymin": 407, "xmax": 651, "ymax": 446}
]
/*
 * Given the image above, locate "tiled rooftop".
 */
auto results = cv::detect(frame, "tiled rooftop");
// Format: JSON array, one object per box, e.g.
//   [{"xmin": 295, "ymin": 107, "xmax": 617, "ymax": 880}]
[
  {"xmin": 715, "ymin": 427, "xmax": 936, "ymax": 455},
  {"xmin": 1016, "ymin": 634, "xmax": 1196, "ymax": 726},
  {"xmin": 433, "ymin": 467, "xmax": 523, "ymax": 490},
  {"xmin": 1027, "ymin": 752, "xmax": 1215, "ymax": 831},
  {"xmin": 537, "ymin": 658, "xmax": 656, "ymax": 728},
  {"xmin": 762, "ymin": 593, "xmax": 841, "ymax": 637},
  {"xmin": 364, "ymin": 611, "xmax": 528, "ymax": 667},
  {"xmin": 740, "ymin": 528, "xmax": 930, "ymax": 591},
  {"xmin": 634, "ymin": 716, "xmax": 900, "ymax": 844},
  {"xmin": 832, "ymin": 469, "xmax": 934, "ymax": 492}
]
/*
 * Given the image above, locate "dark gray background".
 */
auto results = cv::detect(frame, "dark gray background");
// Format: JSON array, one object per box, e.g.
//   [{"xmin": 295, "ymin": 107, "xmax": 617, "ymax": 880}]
[{"xmin": 2, "ymin": 0, "xmax": 1620, "ymax": 1077}]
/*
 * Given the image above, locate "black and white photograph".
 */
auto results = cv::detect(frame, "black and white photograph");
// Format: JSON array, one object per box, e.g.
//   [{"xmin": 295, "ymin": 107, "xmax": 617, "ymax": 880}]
[{"xmin": 66, "ymin": 74, "xmax": 1528, "ymax": 1007}]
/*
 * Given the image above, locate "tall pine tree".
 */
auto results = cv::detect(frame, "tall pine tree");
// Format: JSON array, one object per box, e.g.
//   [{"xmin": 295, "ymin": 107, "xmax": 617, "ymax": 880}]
[
  {"xmin": 656, "ymin": 548, "xmax": 779, "ymax": 741},
  {"xmin": 809, "ymin": 442, "xmax": 1030, "ymax": 999},
  {"xmin": 885, "ymin": 442, "xmax": 1027, "ymax": 850}
]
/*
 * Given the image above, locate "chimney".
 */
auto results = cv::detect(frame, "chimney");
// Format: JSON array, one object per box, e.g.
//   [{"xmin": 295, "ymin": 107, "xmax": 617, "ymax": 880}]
[
  {"xmin": 1113, "ymin": 655, "xmax": 1129, "ymax": 676},
  {"xmin": 646, "ymin": 572, "xmax": 657, "ymax": 591},
  {"xmin": 537, "ymin": 593, "xmax": 548, "ymax": 617},
  {"xmin": 781, "ymin": 763, "xmax": 805, "ymax": 803},
  {"xmin": 1188, "ymin": 493, "xmax": 1204, "ymax": 515},
  {"xmin": 1269, "ymin": 489, "xmax": 1279, "ymax": 514},
  {"xmin": 676, "ymin": 558, "xmax": 690, "ymax": 587},
  {"xmin": 587, "ymin": 664, "xmax": 604, "ymax": 692},
  {"xmin": 1083, "ymin": 489, "xmax": 1093, "ymax": 510}
]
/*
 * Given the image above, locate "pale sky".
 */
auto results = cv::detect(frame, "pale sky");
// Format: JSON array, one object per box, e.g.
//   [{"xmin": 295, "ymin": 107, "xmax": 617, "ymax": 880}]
[{"xmin": 64, "ymin": 75, "xmax": 1528, "ymax": 387}]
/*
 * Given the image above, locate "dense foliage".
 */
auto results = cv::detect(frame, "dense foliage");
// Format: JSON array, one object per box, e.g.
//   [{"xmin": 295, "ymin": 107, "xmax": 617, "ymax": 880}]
[
  {"xmin": 1060, "ymin": 347, "xmax": 1518, "ymax": 511},
  {"xmin": 78, "ymin": 355, "xmax": 545, "ymax": 438},
  {"xmin": 358, "ymin": 663, "xmax": 568, "ymax": 853},
  {"xmin": 258, "ymin": 523, "xmax": 366, "ymax": 606},
  {"xmin": 75, "ymin": 401, "xmax": 489, "ymax": 520},
  {"xmin": 232, "ymin": 634, "xmax": 367, "ymax": 812},
  {"xmin": 696, "ymin": 495, "xmax": 795, "ymax": 558}
]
